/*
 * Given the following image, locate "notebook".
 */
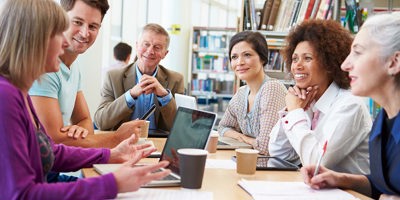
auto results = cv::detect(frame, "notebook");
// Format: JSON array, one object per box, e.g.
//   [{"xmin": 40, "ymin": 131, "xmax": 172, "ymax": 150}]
[
  {"xmin": 232, "ymin": 156, "xmax": 299, "ymax": 171},
  {"xmin": 148, "ymin": 129, "xmax": 169, "ymax": 138},
  {"xmin": 94, "ymin": 107, "xmax": 216, "ymax": 187},
  {"xmin": 217, "ymin": 136, "xmax": 253, "ymax": 150},
  {"xmin": 175, "ymin": 93, "xmax": 197, "ymax": 109}
]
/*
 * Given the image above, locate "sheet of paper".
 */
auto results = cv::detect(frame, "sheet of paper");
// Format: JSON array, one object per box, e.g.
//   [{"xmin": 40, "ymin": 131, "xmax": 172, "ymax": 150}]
[
  {"xmin": 238, "ymin": 179, "xmax": 356, "ymax": 200},
  {"xmin": 205, "ymin": 159, "xmax": 236, "ymax": 169},
  {"xmin": 116, "ymin": 188, "xmax": 213, "ymax": 200}
]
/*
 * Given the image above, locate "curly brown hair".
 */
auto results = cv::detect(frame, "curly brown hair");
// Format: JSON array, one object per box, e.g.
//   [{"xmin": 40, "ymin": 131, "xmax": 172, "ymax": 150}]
[{"xmin": 282, "ymin": 20, "xmax": 353, "ymax": 89}]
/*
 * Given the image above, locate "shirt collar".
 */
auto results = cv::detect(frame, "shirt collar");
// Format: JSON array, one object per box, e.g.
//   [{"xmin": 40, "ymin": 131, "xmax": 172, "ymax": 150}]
[
  {"xmin": 371, "ymin": 109, "xmax": 400, "ymax": 143},
  {"xmin": 313, "ymin": 82, "xmax": 340, "ymax": 114},
  {"xmin": 59, "ymin": 60, "xmax": 75, "ymax": 79},
  {"xmin": 135, "ymin": 64, "xmax": 158, "ymax": 81},
  {"xmin": 392, "ymin": 113, "xmax": 400, "ymax": 143}
]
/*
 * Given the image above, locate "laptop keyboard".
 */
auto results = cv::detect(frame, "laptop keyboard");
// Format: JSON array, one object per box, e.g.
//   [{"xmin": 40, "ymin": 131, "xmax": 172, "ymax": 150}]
[
  {"xmin": 163, "ymin": 174, "xmax": 179, "ymax": 180},
  {"xmin": 153, "ymin": 169, "xmax": 179, "ymax": 181}
]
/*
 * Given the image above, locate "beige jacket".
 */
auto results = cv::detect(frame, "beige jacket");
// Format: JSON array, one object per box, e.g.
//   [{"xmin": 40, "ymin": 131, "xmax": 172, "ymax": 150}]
[{"xmin": 94, "ymin": 62, "xmax": 184, "ymax": 131}]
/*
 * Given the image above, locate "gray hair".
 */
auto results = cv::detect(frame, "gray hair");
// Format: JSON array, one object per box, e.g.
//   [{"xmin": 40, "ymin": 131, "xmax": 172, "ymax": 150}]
[
  {"xmin": 138, "ymin": 23, "xmax": 170, "ymax": 49},
  {"xmin": 362, "ymin": 12, "xmax": 400, "ymax": 60}
]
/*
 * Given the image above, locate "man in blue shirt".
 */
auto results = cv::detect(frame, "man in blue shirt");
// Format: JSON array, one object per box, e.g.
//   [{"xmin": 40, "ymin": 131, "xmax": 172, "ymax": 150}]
[
  {"xmin": 94, "ymin": 23, "xmax": 184, "ymax": 131},
  {"xmin": 30, "ymin": 0, "xmax": 141, "ymax": 148}
]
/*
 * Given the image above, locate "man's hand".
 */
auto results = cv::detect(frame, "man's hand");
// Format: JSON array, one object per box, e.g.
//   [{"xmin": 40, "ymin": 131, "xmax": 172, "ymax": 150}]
[
  {"xmin": 140, "ymin": 74, "xmax": 168, "ymax": 97},
  {"xmin": 60, "ymin": 125, "xmax": 89, "ymax": 139},
  {"xmin": 115, "ymin": 120, "xmax": 144, "ymax": 144},
  {"xmin": 129, "ymin": 74, "xmax": 168, "ymax": 98},
  {"xmin": 129, "ymin": 84, "xmax": 143, "ymax": 99}
]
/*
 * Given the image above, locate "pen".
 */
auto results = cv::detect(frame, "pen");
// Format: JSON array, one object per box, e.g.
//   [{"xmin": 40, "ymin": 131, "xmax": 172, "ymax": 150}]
[{"xmin": 313, "ymin": 140, "xmax": 328, "ymax": 177}]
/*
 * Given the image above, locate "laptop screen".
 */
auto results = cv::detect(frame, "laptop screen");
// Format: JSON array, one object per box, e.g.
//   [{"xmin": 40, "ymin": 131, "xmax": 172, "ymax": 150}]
[
  {"xmin": 160, "ymin": 107, "xmax": 216, "ymax": 176},
  {"xmin": 175, "ymin": 94, "xmax": 197, "ymax": 109}
]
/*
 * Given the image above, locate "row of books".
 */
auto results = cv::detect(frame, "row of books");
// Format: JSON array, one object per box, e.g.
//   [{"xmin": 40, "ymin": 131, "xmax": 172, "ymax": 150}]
[
  {"xmin": 192, "ymin": 53, "xmax": 230, "ymax": 73},
  {"xmin": 243, "ymin": 0, "xmax": 340, "ymax": 32},
  {"xmin": 265, "ymin": 50, "xmax": 284, "ymax": 71},
  {"xmin": 367, "ymin": 98, "xmax": 381, "ymax": 119},
  {"xmin": 343, "ymin": 0, "xmax": 362, "ymax": 33},
  {"xmin": 192, "ymin": 30, "xmax": 233, "ymax": 50},
  {"xmin": 191, "ymin": 79, "xmax": 234, "ymax": 94}
]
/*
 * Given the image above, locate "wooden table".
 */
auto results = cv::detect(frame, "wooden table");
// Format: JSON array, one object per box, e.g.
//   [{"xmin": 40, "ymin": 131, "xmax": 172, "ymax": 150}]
[{"xmin": 82, "ymin": 137, "xmax": 372, "ymax": 200}]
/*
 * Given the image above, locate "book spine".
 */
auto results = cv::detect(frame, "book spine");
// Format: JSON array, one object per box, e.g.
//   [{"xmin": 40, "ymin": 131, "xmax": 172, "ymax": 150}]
[
  {"xmin": 310, "ymin": 0, "xmax": 321, "ymax": 19},
  {"xmin": 267, "ymin": 0, "xmax": 281, "ymax": 31},
  {"xmin": 304, "ymin": 0, "xmax": 316, "ymax": 20},
  {"xmin": 259, "ymin": 0, "xmax": 274, "ymax": 30}
]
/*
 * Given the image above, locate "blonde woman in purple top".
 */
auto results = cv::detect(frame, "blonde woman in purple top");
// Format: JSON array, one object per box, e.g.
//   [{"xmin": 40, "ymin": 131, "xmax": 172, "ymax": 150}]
[
  {"xmin": 0, "ymin": 0, "xmax": 169, "ymax": 199},
  {"xmin": 218, "ymin": 31, "xmax": 287, "ymax": 155}
]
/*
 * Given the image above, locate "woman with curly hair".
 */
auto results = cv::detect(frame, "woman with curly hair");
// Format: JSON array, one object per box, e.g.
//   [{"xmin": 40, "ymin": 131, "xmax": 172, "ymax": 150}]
[{"xmin": 268, "ymin": 19, "xmax": 372, "ymax": 174}]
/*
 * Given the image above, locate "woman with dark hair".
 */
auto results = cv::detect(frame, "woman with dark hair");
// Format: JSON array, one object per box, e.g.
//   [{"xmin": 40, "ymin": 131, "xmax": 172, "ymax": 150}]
[
  {"xmin": 268, "ymin": 20, "xmax": 372, "ymax": 174},
  {"xmin": 218, "ymin": 31, "xmax": 287, "ymax": 155}
]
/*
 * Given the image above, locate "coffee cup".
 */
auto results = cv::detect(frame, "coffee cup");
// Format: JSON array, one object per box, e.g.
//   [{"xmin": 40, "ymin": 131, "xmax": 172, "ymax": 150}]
[
  {"xmin": 178, "ymin": 148, "xmax": 208, "ymax": 189},
  {"xmin": 206, "ymin": 131, "xmax": 219, "ymax": 153},
  {"xmin": 140, "ymin": 120, "xmax": 150, "ymax": 139},
  {"xmin": 235, "ymin": 148, "xmax": 259, "ymax": 175}
]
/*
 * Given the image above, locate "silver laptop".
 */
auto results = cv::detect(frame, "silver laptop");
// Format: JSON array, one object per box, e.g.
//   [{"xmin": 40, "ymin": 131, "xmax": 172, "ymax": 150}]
[
  {"xmin": 175, "ymin": 93, "xmax": 197, "ymax": 109},
  {"xmin": 94, "ymin": 107, "xmax": 216, "ymax": 187},
  {"xmin": 217, "ymin": 136, "xmax": 253, "ymax": 150}
]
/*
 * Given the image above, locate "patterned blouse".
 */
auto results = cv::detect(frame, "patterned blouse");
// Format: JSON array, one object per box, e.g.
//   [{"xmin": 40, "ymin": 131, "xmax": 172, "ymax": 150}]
[
  {"xmin": 34, "ymin": 116, "xmax": 55, "ymax": 179},
  {"xmin": 218, "ymin": 77, "xmax": 287, "ymax": 155}
]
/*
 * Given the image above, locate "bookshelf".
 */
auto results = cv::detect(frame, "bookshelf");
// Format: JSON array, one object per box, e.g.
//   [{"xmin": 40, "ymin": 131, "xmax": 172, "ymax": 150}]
[
  {"xmin": 187, "ymin": 27, "xmax": 237, "ymax": 125},
  {"xmin": 188, "ymin": 26, "xmax": 237, "ymax": 101},
  {"xmin": 237, "ymin": 0, "xmax": 399, "ymax": 91},
  {"xmin": 238, "ymin": 0, "xmax": 397, "ymax": 118}
]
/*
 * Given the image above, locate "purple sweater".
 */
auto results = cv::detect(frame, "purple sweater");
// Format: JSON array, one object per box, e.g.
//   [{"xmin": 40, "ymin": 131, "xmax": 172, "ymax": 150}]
[{"xmin": 0, "ymin": 77, "xmax": 118, "ymax": 199}]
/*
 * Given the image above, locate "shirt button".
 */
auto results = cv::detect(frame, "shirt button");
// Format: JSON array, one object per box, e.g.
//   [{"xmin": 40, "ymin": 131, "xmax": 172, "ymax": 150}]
[{"xmin": 285, "ymin": 120, "xmax": 288, "ymax": 124}]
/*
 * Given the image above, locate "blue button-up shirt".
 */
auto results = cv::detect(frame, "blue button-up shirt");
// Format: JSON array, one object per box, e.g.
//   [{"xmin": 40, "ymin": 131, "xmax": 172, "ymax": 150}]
[
  {"xmin": 124, "ymin": 65, "xmax": 172, "ymax": 129},
  {"xmin": 367, "ymin": 109, "xmax": 400, "ymax": 199}
]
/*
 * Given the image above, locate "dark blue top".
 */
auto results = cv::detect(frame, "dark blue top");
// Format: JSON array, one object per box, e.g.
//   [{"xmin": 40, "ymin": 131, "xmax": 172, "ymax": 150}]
[{"xmin": 367, "ymin": 109, "xmax": 400, "ymax": 199}]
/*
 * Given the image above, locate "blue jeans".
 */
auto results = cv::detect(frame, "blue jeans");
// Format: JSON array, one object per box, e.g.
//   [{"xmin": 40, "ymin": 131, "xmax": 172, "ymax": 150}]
[{"xmin": 47, "ymin": 171, "xmax": 78, "ymax": 182}]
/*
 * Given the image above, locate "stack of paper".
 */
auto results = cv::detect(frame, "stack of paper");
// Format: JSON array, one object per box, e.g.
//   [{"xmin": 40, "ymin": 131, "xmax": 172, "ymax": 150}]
[
  {"xmin": 116, "ymin": 188, "xmax": 212, "ymax": 200},
  {"xmin": 238, "ymin": 179, "xmax": 356, "ymax": 200}
]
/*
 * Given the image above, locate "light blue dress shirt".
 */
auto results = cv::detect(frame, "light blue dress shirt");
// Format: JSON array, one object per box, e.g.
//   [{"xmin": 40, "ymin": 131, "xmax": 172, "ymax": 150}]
[{"xmin": 124, "ymin": 64, "xmax": 172, "ymax": 129}]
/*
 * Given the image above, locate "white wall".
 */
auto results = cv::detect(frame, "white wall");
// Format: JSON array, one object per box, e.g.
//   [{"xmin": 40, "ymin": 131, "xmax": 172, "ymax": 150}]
[{"xmin": 76, "ymin": 34, "xmax": 103, "ymax": 119}]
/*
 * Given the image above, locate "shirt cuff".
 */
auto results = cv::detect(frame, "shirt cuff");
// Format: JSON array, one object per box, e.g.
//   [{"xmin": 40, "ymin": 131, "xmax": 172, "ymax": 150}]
[
  {"xmin": 220, "ymin": 127, "xmax": 231, "ymax": 136},
  {"xmin": 282, "ymin": 108, "xmax": 307, "ymax": 131},
  {"xmin": 157, "ymin": 89, "xmax": 172, "ymax": 107},
  {"xmin": 124, "ymin": 91, "xmax": 136, "ymax": 108},
  {"xmin": 278, "ymin": 108, "xmax": 289, "ymax": 118}
]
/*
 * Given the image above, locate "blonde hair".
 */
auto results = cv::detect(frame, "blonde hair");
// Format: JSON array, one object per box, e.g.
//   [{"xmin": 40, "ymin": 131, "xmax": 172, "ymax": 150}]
[{"xmin": 0, "ymin": 0, "xmax": 69, "ymax": 90}]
